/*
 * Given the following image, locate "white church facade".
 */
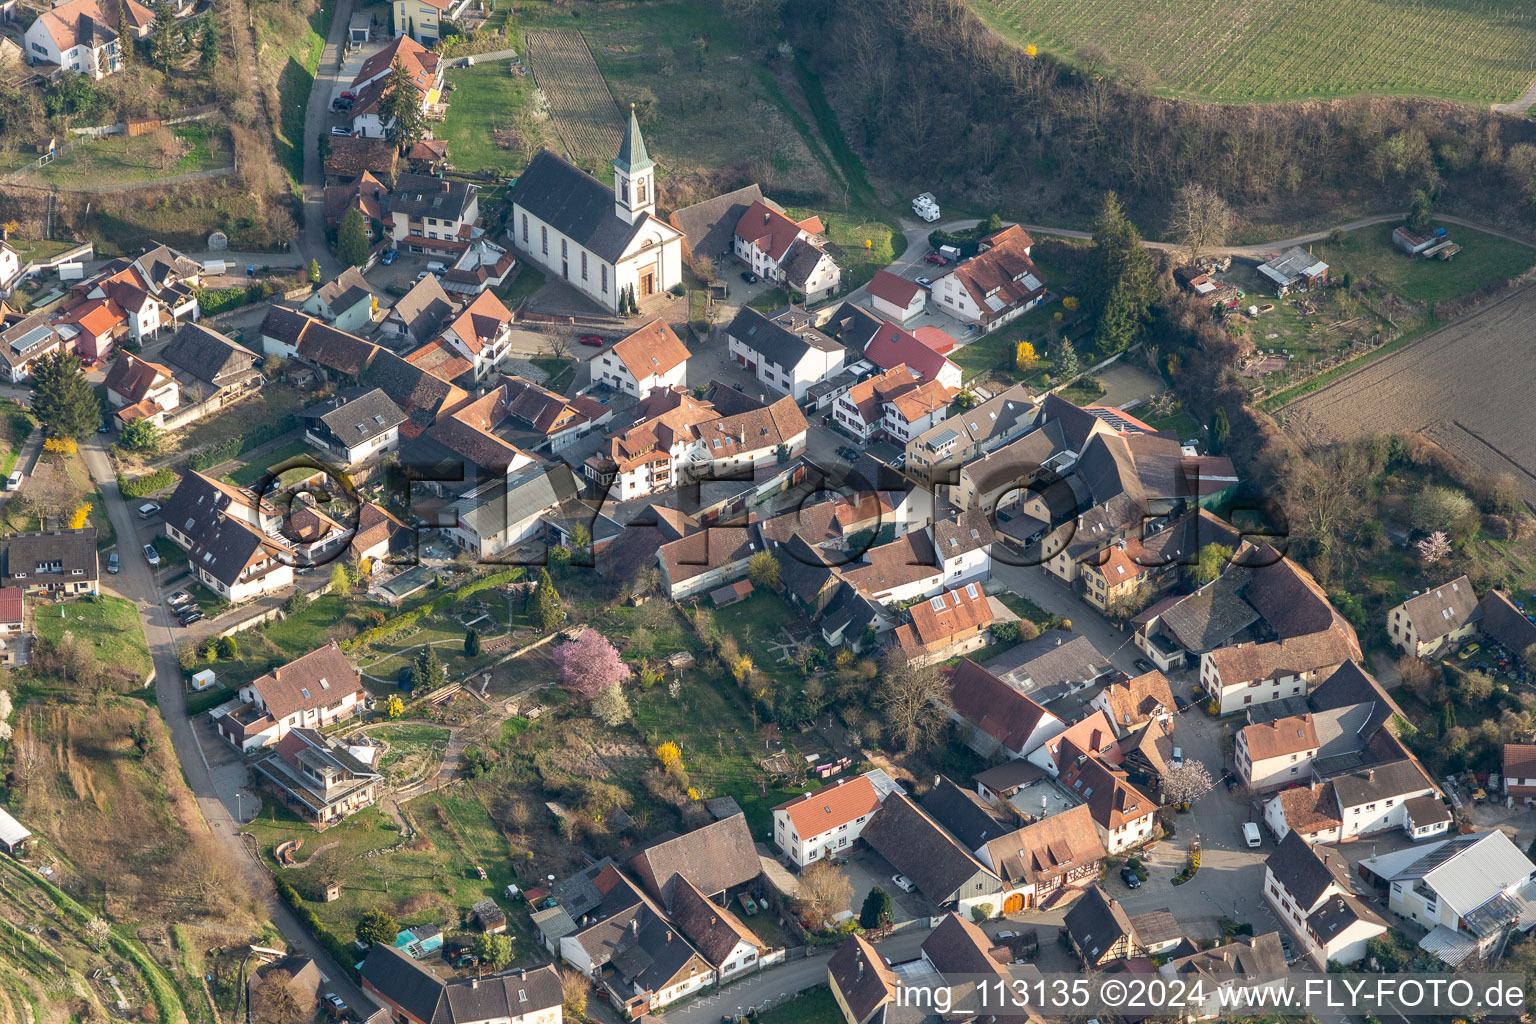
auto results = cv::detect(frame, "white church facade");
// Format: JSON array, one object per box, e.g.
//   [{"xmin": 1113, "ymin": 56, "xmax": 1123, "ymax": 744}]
[{"xmin": 507, "ymin": 109, "xmax": 684, "ymax": 315}]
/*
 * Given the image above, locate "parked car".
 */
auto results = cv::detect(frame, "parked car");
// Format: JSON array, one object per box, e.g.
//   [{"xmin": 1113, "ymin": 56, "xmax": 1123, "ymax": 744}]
[
  {"xmin": 143, "ymin": 544, "xmax": 161, "ymax": 567},
  {"xmin": 891, "ymin": 873, "xmax": 915, "ymax": 893},
  {"xmin": 324, "ymin": 995, "xmax": 349, "ymax": 1019},
  {"xmin": 1133, "ymin": 657, "xmax": 1156, "ymax": 673},
  {"xmin": 80, "ymin": 357, "xmax": 97, "ymax": 369},
  {"xmin": 330, "ymin": 125, "xmax": 352, "ymax": 137},
  {"xmin": 739, "ymin": 271, "xmax": 760, "ymax": 284},
  {"xmin": 137, "ymin": 502, "xmax": 160, "ymax": 519},
  {"xmin": 380, "ymin": 248, "xmax": 398, "ymax": 265},
  {"xmin": 835, "ymin": 445, "xmax": 859, "ymax": 462},
  {"xmin": 5, "ymin": 471, "xmax": 21, "ymax": 491},
  {"xmin": 168, "ymin": 590, "xmax": 191, "ymax": 608},
  {"xmin": 1120, "ymin": 867, "xmax": 1142, "ymax": 889},
  {"xmin": 579, "ymin": 334, "xmax": 604, "ymax": 347},
  {"xmin": 1174, "ymin": 694, "xmax": 1192, "ymax": 713},
  {"xmin": 107, "ymin": 553, "xmax": 119, "ymax": 574},
  {"xmin": 915, "ymin": 276, "xmax": 933, "ymax": 288},
  {"xmin": 339, "ymin": 89, "xmax": 356, "ymax": 101},
  {"xmin": 1170, "ymin": 746, "xmax": 1184, "ymax": 767},
  {"xmin": 1459, "ymin": 642, "xmax": 1481, "ymax": 660},
  {"xmin": 1242, "ymin": 822, "xmax": 1262, "ymax": 848},
  {"xmin": 923, "ymin": 252, "xmax": 949, "ymax": 266}
]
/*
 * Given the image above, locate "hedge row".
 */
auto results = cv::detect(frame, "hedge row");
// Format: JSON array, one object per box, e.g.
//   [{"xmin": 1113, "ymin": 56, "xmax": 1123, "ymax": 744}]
[
  {"xmin": 341, "ymin": 568, "xmax": 525, "ymax": 652},
  {"xmin": 187, "ymin": 413, "xmax": 300, "ymax": 471},
  {"xmin": 195, "ymin": 281, "xmax": 275, "ymax": 317},
  {"xmin": 120, "ymin": 467, "xmax": 176, "ymax": 498},
  {"xmin": 275, "ymin": 876, "xmax": 355, "ymax": 976}
]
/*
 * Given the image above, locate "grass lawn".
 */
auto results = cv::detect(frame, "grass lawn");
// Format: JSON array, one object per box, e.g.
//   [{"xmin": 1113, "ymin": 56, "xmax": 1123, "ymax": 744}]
[
  {"xmin": 528, "ymin": 355, "xmax": 575, "ymax": 394},
  {"xmin": 758, "ymin": 986, "xmax": 843, "ymax": 1024},
  {"xmin": 245, "ymin": 785, "xmax": 542, "ymax": 963},
  {"xmin": 790, "ymin": 207, "xmax": 903, "ymax": 292},
  {"xmin": 496, "ymin": 265, "xmax": 546, "ymax": 308},
  {"xmin": 152, "ymin": 535, "xmax": 189, "ymax": 568},
  {"xmin": 964, "ymin": 0, "xmax": 1536, "ymax": 104},
  {"xmin": 749, "ymin": 286, "xmax": 793, "ymax": 313},
  {"xmin": 367, "ymin": 722, "xmax": 451, "ymax": 770},
  {"xmin": 1144, "ymin": 406, "xmax": 1200, "ymax": 440},
  {"xmin": 1315, "ymin": 222, "xmax": 1536, "ymax": 307},
  {"xmin": 436, "ymin": 63, "xmax": 548, "ymax": 177},
  {"xmin": 708, "ymin": 592, "xmax": 805, "ymax": 685},
  {"xmin": 27, "ymin": 126, "xmax": 233, "ymax": 189},
  {"xmin": 226, "ymin": 439, "xmax": 314, "ymax": 486},
  {"xmin": 5, "ymin": 238, "xmax": 81, "ymax": 263},
  {"xmin": 33, "ymin": 595, "xmax": 153, "ymax": 681},
  {"xmin": 170, "ymin": 384, "xmax": 309, "ymax": 453}
]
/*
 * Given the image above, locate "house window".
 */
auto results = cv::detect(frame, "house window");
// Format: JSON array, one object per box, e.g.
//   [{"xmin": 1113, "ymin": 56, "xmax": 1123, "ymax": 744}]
[
  {"xmin": 562, "ymin": 238, "xmax": 568, "ymax": 258},
  {"xmin": 601, "ymin": 266, "xmax": 608, "ymax": 292},
  {"xmin": 521, "ymin": 214, "xmax": 528, "ymax": 242},
  {"xmin": 637, "ymin": 178, "xmax": 648, "ymax": 204},
  {"xmin": 581, "ymin": 252, "xmax": 588, "ymax": 280},
  {"xmin": 541, "ymin": 226, "xmax": 548, "ymax": 255}
]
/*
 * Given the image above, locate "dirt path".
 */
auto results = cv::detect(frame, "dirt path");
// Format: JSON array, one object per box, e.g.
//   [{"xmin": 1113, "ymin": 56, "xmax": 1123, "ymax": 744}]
[{"xmin": 1494, "ymin": 76, "xmax": 1536, "ymax": 115}]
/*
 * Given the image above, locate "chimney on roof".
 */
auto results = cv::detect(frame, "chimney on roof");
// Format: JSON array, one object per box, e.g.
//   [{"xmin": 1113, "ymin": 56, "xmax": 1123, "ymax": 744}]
[
  {"xmin": 470, "ymin": 978, "xmax": 479, "ymax": 989},
  {"xmin": 665, "ymin": 931, "xmax": 672, "ymax": 944},
  {"xmin": 856, "ymin": 957, "xmax": 864, "ymax": 980},
  {"xmin": 631, "ymin": 918, "xmax": 639, "ymax": 937},
  {"xmin": 1367, "ymin": 768, "xmax": 1375, "ymax": 782},
  {"xmin": 709, "ymin": 916, "xmax": 717, "ymax": 930},
  {"xmin": 764, "ymin": 211, "xmax": 770, "ymax": 224}
]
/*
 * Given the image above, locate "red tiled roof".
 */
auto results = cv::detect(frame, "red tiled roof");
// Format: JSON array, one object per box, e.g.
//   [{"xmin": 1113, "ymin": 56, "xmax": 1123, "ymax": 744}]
[
  {"xmin": 733, "ymin": 200, "xmax": 819, "ymax": 262},
  {"xmin": 774, "ymin": 775, "xmax": 881, "ymax": 839},
  {"xmin": 865, "ymin": 269, "xmax": 921, "ymax": 308},
  {"xmin": 610, "ymin": 317, "xmax": 690, "ymax": 381},
  {"xmin": 0, "ymin": 587, "xmax": 23, "ymax": 625}
]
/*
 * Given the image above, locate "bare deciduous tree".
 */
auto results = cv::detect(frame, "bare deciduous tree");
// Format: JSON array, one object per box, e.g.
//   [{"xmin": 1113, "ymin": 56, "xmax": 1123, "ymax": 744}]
[
  {"xmin": 876, "ymin": 651, "xmax": 952, "ymax": 751},
  {"xmin": 250, "ymin": 969, "xmax": 310, "ymax": 1024},
  {"xmin": 1171, "ymin": 183, "xmax": 1234, "ymax": 264},
  {"xmin": 794, "ymin": 860, "xmax": 853, "ymax": 929}
]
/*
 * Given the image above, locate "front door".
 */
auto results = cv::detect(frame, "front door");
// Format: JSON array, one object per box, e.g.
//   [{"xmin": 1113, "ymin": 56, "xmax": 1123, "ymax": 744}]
[
  {"xmin": 1003, "ymin": 892, "xmax": 1024, "ymax": 914},
  {"xmin": 641, "ymin": 270, "xmax": 655, "ymax": 296}
]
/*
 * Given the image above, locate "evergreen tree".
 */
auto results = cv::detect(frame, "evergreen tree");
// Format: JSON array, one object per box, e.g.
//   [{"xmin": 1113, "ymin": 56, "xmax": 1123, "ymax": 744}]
[
  {"xmin": 1087, "ymin": 191, "xmax": 1156, "ymax": 354},
  {"xmin": 199, "ymin": 15, "xmax": 219, "ymax": 73},
  {"xmin": 1441, "ymin": 701, "xmax": 1457, "ymax": 733},
  {"xmin": 464, "ymin": 628, "xmax": 480, "ymax": 657},
  {"xmin": 116, "ymin": 1, "xmax": 133, "ymax": 65},
  {"xmin": 1055, "ymin": 339, "xmax": 1080, "ymax": 379},
  {"xmin": 379, "ymin": 57, "xmax": 427, "ymax": 150},
  {"xmin": 31, "ymin": 350, "xmax": 99, "ymax": 440},
  {"xmin": 411, "ymin": 644, "xmax": 447, "ymax": 694},
  {"xmin": 1210, "ymin": 407, "xmax": 1231, "ymax": 453},
  {"xmin": 356, "ymin": 908, "xmax": 398, "ymax": 946},
  {"xmin": 859, "ymin": 886, "xmax": 894, "ymax": 931},
  {"xmin": 308, "ymin": 258, "xmax": 322, "ymax": 283},
  {"xmin": 527, "ymin": 568, "xmax": 563, "ymax": 631},
  {"xmin": 337, "ymin": 208, "xmax": 370, "ymax": 268},
  {"xmin": 148, "ymin": 0, "xmax": 178, "ymax": 71}
]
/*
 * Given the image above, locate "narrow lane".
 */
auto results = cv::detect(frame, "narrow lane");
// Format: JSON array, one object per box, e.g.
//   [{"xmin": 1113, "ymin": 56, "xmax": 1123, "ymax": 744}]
[{"xmin": 81, "ymin": 436, "xmax": 376, "ymax": 1010}]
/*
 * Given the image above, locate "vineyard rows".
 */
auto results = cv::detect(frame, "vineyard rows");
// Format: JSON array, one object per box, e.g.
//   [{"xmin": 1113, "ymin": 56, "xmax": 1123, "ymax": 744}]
[
  {"xmin": 971, "ymin": 0, "xmax": 1536, "ymax": 104},
  {"xmin": 525, "ymin": 29, "xmax": 625, "ymax": 164}
]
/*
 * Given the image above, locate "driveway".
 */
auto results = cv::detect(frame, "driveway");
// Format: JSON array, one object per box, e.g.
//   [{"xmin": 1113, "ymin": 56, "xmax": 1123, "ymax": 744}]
[{"xmin": 80, "ymin": 436, "xmax": 377, "ymax": 1012}]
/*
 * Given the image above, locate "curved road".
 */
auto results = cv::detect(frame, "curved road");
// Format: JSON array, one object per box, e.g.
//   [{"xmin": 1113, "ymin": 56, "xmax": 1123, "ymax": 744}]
[{"xmin": 81, "ymin": 437, "xmax": 375, "ymax": 1012}]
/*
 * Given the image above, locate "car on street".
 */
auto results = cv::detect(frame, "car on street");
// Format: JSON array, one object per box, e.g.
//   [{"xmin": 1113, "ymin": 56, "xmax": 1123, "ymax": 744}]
[
  {"xmin": 143, "ymin": 544, "xmax": 161, "ymax": 567},
  {"xmin": 1171, "ymin": 746, "xmax": 1184, "ymax": 767},
  {"xmin": 330, "ymin": 125, "xmax": 352, "ymax": 137},
  {"xmin": 107, "ymin": 553, "xmax": 119, "ymax": 574},
  {"xmin": 380, "ymin": 248, "xmax": 397, "ymax": 265},
  {"xmin": 324, "ymin": 995, "xmax": 349, "ymax": 1018},
  {"xmin": 739, "ymin": 271, "xmax": 758, "ymax": 284},
  {"xmin": 1133, "ymin": 657, "xmax": 1156, "ymax": 673},
  {"xmin": 835, "ymin": 445, "xmax": 859, "ymax": 462},
  {"xmin": 923, "ymin": 252, "xmax": 949, "ymax": 265},
  {"xmin": 915, "ymin": 276, "xmax": 933, "ymax": 288},
  {"xmin": 1120, "ymin": 867, "xmax": 1141, "ymax": 889},
  {"xmin": 579, "ymin": 334, "xmax": 604, "ymax": 347},
  {"xmin": 1174, "ymin": 694, "xmax": 1192, "ymax": 713},
  {"xmin": 1243, "ymin": 821, "xmax": 1262, "ymax": 848},
  {"xmin": 891, "ymin": 873, "xmax": 915, "ymax": 893}
]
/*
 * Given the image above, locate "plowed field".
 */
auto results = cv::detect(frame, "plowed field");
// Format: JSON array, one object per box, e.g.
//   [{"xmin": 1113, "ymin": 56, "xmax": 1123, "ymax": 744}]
[
  {"xmin": 1285, "ymin": 286, "xmax": 1536, "ymax": 501},
  {"xmin": 525, "ymin": 28, "xmax": 624, "ymax": 165}
]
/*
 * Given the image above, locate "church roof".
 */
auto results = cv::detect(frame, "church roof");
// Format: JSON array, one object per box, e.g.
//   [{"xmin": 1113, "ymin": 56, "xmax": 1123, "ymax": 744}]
[
  {"xmin": 511, "ymin": 149, "xmax": 675, "ymax": 265},
  {"xmin": 614, "ymin": 107, "xmax": 653, "ymax": 174}
]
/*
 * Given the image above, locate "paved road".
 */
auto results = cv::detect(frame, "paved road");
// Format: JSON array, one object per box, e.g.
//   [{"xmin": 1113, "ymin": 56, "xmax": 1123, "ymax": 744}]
[
  {"xmin": 1494, "ymin": 76, "xmax": 1536, "ymax": 115},
  {"xmin": 81, "ymin": 436, "xmax": 376, "ymax": 1013},
  {"xmin": 299, "ymin": 0, "xmax": 355, "ymax": 280}
]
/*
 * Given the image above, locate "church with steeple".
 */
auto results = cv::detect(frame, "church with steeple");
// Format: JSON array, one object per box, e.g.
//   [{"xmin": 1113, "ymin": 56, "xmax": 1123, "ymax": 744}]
[{"xmin": 507, "ymin": 108, "xmax": 684, "ymax": 315}]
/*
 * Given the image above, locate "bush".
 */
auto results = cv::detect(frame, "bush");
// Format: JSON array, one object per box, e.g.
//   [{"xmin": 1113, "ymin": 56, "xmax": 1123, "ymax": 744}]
[
  {"xmin": 119, "ymin": 467, "xmax": 176, "ymax": 498},
  {"xmin": 991, "ymin": 620, "xmax": 1020, "ymax": 644}
]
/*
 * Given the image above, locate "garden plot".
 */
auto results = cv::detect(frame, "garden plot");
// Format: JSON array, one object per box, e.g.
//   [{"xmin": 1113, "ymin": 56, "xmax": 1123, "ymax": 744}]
[{"xmin": 524, "ymin": 29, "xmax": 625, "ymax": 164}]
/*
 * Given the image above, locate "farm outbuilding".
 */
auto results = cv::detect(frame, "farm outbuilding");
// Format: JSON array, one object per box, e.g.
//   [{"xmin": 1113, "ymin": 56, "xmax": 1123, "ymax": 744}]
[
  {"xmin": 0, "ymin": 805, "xmax": 32, "ymax": 853},
  {"xmin": 1257, "ymin": 247, "xmax": 1329, "ymax": 295}
]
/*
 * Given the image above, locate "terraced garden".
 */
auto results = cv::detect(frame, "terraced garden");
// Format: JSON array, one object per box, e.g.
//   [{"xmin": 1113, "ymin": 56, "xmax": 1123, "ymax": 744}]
[{"xmin": 967, "ymin": 0, "xmax": 1536, "ymax": 103}]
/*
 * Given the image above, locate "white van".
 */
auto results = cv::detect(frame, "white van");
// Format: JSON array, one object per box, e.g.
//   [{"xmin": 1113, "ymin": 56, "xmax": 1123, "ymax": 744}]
[
  {"xmin": 426, "ymin": 261, "xmax": 447, "ymax": 275},
  {"xmin": 1242, "ymin": 822, "xmax": 1262, "ymax": 848},
  {"xmin": 5, "ymin": 471, "xmax": 21, "ymax": 491}
]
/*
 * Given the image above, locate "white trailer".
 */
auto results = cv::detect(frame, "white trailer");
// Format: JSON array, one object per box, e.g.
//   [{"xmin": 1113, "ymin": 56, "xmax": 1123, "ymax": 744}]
[{"xmin": 912, "ymin": 192, "xmax": 941, "ymax": 223}]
